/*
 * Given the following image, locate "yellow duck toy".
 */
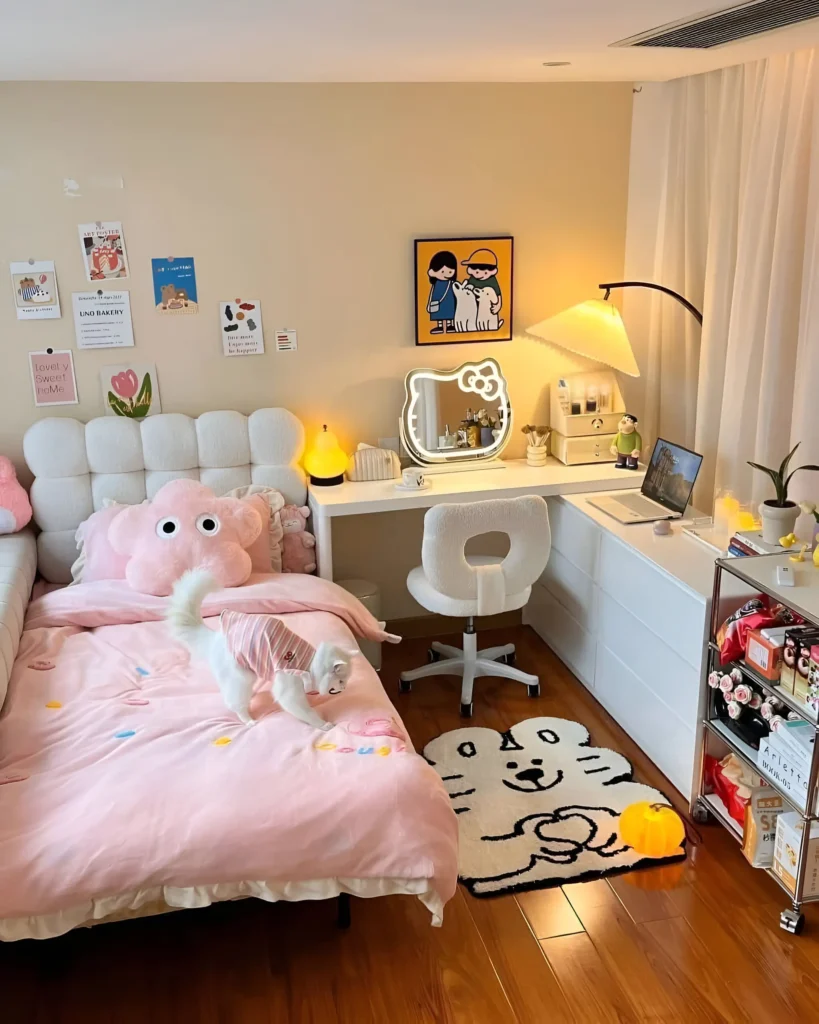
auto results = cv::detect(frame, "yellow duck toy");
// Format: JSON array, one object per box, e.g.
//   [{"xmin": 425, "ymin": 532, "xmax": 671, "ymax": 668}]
[{"xmin": 780, "ymin": 533, "xmax": 797, "ymax": 548}]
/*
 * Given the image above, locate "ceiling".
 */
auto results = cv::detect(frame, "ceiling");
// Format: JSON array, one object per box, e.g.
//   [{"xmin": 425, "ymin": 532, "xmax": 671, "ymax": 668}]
[{"xmin": 2, "ymin": 0, "xmax": 819, "ymax": 83}]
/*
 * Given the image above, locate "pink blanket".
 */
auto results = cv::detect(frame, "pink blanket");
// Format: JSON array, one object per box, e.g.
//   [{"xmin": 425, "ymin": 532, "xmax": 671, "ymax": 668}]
[{"xmin": 0, "ymin": 576, "xmax": 458, "ymax": 937}]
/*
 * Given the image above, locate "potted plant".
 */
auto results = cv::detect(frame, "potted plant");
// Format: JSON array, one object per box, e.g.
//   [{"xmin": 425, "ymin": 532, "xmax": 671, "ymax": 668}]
[
  {"xmin": 748, "ymin": 443, "xmax": 819, "ymax": 544},
  {"xmin": 799, "ymin": 501, "xmax": 819, "ymax": 550}
]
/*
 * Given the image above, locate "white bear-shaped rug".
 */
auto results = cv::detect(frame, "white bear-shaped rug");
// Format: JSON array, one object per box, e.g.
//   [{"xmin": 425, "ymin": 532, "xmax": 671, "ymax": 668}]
[{"xmin": 424, "ymin": 717, "xmax": 685, "ymax": 897}]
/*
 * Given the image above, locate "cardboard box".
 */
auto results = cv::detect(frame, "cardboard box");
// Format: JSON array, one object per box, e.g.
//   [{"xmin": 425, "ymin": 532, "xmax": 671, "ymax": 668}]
[
  {"xmin": 771, "ymin": 720, "xmax": 815, "ymax": 768},
  {"xmin": 773, "ymin": 812, "xmax": 819, "ymax": 898},
  {"xmin": 757, "ymin": 737, "xmax": 815, "ymax": 812},
  {"xmin": 746, "ymin": 629, "xmax": 785, "ymax": 681},
  {"xmin": 781, "ymin": 628, "xmax": 819, "ymax": 694}
]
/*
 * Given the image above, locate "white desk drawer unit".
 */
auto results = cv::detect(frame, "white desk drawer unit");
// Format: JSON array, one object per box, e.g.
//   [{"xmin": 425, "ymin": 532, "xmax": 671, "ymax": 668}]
[
  {"xmin": 538, "ymin": 547, "xmax": 598, "ymax": 634},
  {"xmin": 525, "ymin": 494, "xmax": 720, "ymax": 801}
]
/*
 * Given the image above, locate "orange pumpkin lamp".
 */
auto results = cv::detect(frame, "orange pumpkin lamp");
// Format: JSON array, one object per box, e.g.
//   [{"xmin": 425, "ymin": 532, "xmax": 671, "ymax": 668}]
[{"xmin": 618, "ymin": 802, "xmax": 685, "ymax": 858}]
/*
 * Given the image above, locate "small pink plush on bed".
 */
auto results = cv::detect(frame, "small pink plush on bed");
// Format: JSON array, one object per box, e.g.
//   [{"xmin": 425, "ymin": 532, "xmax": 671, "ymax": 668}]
[
  {"xmin": 280, "ymin": 504, "xmax": 317, "ymax": 574},
  {"xmin": 108, "ymin": 479, "xmax": 263, "ymax": 596},
  {"xmin": 0, "ymin": 457, "xmax": 32, "ymax": 535}
]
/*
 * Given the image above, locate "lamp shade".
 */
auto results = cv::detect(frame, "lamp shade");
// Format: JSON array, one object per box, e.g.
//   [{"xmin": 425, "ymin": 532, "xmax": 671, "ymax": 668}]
[
  {"xmin": 526, "ymin": 299, "xmax": 640, "ymax": 377},
  {"xmin": 304, "ymin": 425, "xmax": 348, "ymax": 486}
]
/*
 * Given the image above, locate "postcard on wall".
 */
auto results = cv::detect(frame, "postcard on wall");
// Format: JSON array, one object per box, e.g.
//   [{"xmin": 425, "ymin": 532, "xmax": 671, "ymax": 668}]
[
  {"xmin": 101, "ymin": 362, "xmax": 161, "ymax": 419},
  {"xmin": 414, "ymin": 236, "xmax": 513, "ymax": 345},
  {"xmin": 275, "ymin": 329, "xmax": 297, "ymax": 352},
  {"xmin": 72, "ymin": 290, "xmax": 135, "ymax": 349},
  {"xmin": 151, "ymin": 257, "xmax": 198, "ymax": 314},
  {"xmin": 29, "ymin": 350, "xmax": 78, "ymax": 407},
  {"xmin": 78, "ymin": 221, "xmax": 130, "ymax": 282},
  {"xmin": 221, "ymin": 299, "xmax": 264, "ymax": 356},
  {"xmin": 10, "ymin": 260, "xmax": 62, "ymax": 320}
]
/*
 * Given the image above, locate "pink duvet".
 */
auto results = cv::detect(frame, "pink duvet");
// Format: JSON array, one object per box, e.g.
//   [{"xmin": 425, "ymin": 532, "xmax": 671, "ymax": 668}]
[{"xmin": 0, "ymin": 575, "xmax": 458, "ymax": 937}]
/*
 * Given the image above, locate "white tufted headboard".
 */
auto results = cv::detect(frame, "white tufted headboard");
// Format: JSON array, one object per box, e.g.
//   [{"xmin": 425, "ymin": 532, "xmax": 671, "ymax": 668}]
[{"xmin": 23, "ymin": 408, "xmax": 307, "ymax": 584}]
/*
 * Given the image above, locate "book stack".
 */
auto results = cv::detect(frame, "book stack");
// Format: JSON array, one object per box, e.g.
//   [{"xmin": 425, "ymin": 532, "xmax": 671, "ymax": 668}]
[{"xmin": 728, "ymin": 531, "xmax": 782, "ymax": 558}]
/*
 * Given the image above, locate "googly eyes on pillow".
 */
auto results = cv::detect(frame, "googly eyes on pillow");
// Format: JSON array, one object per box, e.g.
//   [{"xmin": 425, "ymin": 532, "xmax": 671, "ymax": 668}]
[
  {"xmin": 156, "ymin": 516, "xmax": 181, "ymax": 538},
  {"xmin": 196, "ymin": 513, "xmax": 221, "ymax": 536}
]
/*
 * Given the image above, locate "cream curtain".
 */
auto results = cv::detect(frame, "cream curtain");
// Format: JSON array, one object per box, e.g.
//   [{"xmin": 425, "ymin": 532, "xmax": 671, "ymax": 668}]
[{"xmin": 624, "ymin": 49, "xmax": 819, "ymax": 512}]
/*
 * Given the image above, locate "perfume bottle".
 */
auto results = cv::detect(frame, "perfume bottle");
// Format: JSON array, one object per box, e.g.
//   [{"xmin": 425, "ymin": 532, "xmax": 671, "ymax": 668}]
[
  {"xmin": 586, "ymin": 386, "xmax": 599, "ymax": 413},
  {"xmin": 570, "ymin": 385, "xmax": 584, "ymax": 416},
  {"xmin": 599, "ymin": 383, "xmax": 612, "ymax": 412}
]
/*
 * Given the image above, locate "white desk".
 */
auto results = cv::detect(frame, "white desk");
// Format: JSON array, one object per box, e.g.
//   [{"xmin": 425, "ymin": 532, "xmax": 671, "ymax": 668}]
[
  {"xmin": 307, "ymin": 458, "xmax": 646, "ymax": 581},
  {"xmin": 524, "ymin": 494, "xmax": 753, "ymax": 800}
]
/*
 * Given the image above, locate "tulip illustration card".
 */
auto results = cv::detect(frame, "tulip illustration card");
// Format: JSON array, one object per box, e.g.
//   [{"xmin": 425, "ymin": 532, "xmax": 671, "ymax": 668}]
[
  {"xmin": 152, "ymin": 257, "xmax": 198, "ymax": 314},
  {"xmin": 101, "ymin": 363, "xmax": 161, "ymax": 418},
  {"xmin": 78, "ymin": 221, "xmax": 130, "ymax": 281},
  {"xmin": 10, "ymin": 260, "xmax": 61, "ymax": 320},
  {"xmin": 221, "ymin": 299, "xmax": 264, "ymax": 356},
  {"xmin": 73, "ymin": 290, "xmax": 135, "ymax": 349}
]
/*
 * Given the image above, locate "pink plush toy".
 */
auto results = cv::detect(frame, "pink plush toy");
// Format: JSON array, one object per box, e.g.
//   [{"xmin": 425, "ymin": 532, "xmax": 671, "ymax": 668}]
[
  {"xmin": 280, "ymin": 504, "xmax": 317, "ymax": 574},
  {"xmin": 0, "ymin": 457, "xmax": 32, "ymax": 535},
  {"xmin": 108, "ymin": 478, "xmax": 263, "ymax": 596}
]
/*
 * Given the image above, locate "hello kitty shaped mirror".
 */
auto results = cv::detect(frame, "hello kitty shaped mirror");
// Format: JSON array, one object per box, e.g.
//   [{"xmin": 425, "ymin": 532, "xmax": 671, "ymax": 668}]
[{"xmin": 400, "ymin": 358, "xmax": 513, "ymax": 467}]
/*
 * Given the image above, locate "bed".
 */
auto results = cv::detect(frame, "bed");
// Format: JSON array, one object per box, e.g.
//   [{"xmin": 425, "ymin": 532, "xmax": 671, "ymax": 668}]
[{"xmin": 0, "ymin": 409, "xmax": 458, "ymax": 941}]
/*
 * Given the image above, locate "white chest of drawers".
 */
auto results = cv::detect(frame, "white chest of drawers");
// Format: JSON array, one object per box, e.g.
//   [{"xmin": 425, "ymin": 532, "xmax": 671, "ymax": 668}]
[{"xmin": 524, "ymin": 493, "xmax": 731, "ymax": 801}]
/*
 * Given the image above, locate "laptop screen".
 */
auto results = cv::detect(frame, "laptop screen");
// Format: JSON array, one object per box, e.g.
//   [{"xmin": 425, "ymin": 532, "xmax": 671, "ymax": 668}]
[{"xmin": 641, "ymin": 438, "xmax": 703, "ymax": 515}]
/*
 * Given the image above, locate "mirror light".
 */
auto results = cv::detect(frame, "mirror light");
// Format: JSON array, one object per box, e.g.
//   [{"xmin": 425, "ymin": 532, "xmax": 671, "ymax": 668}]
[{"xmin": 400, "ymin": 358, "xmax": 513, "ymax": 467}]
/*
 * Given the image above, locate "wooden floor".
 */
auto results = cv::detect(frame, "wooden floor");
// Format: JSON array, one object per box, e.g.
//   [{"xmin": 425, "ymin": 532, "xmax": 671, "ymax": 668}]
[{"xmin": 4, "ymin": 625, "xmax": 819, "ymax": 1023}]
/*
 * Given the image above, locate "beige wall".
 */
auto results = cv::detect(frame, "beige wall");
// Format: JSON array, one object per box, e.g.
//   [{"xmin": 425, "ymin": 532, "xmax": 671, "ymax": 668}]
[{"xmin": 0, "ymin": 82, "xmax": 632, "ymax": 616}]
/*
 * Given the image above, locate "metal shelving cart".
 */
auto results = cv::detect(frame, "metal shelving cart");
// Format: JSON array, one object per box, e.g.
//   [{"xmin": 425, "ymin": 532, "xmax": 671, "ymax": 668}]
[{"xmin": 693, "ymin": 551, "xmax": 819, "ymax": 935}]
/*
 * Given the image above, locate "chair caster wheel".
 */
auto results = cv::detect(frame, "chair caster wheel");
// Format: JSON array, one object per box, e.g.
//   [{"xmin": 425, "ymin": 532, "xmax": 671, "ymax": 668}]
[
  {"xmin": 398, "ymin": 679, "xmax": 412, "ymax": 694},
  {"xmin": 527, "ymin": 683, "xmax": 540, "ymax": 698},
  {"xmin": 692, "ymin": 803, "xmax": 711, "ymax": 825},
  {"xmin": 428, "ymin": 648, "xmax": 442, "ymax": 663},
  {"xmin": 500, "ymin": 652, "xmax": 516, "ymax": 666},
  {"xmin": 460, "ymin": 702, "xmax": 473, "ymax": 718},
  {"xmin": 780, "ymin": 909, "xmax": 805, "ymax": 935}
]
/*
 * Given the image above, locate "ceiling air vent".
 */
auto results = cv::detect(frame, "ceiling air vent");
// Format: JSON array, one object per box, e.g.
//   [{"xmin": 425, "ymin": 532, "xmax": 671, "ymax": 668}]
[{"xmin": 613, "ymin": 0, "xmax": 819, "ymax": 49}]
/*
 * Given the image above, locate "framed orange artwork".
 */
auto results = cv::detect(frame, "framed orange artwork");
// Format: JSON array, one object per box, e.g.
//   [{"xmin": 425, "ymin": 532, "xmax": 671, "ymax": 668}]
[{"xmin": 414, "ymin": 236, "xmax": 513, "ymax": 346}]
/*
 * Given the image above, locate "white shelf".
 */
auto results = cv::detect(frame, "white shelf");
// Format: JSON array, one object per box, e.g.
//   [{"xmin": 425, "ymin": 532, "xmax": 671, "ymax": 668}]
[{"xmin": 718, "ymin": 552, "xmax": 819, "ymax": 623}]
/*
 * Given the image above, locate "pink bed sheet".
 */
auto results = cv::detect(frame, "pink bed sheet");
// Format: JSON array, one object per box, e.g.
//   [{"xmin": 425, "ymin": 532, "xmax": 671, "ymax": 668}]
[{"xmin": 0, "ymin": 576, "xmax": 458, "ymax": 932}]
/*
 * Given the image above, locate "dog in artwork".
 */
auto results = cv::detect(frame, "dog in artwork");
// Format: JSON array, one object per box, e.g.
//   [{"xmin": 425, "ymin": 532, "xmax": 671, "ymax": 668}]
[{"xmin": 166, "ymin": 570, "xmax": 355, "ymax": 730}]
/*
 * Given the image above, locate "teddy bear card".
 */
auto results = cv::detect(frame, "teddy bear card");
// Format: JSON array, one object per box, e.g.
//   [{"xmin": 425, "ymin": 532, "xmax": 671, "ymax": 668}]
[
  {"xmin": 151, "ymin": 257, "xmax": 199, "ymax": 315},
  {"xmin": 10, "ymin": 260, "xmax": 61, "ymax": 320}
]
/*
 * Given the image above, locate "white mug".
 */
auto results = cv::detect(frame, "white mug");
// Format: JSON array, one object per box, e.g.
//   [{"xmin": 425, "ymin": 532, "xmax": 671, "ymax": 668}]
[{"xmin": 402, "ymin": 467, "xmax": 425, "ymax": 488}]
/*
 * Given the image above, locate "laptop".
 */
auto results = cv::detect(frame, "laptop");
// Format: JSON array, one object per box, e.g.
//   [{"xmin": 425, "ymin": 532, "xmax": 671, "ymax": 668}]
[{"xmin": 589, "ymin": 438, "xmax": 703, "ymax": 524}]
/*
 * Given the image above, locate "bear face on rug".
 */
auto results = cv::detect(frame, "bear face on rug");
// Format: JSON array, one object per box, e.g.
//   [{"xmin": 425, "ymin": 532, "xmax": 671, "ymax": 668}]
[{"xmin": 424, "ymin": 716, "xmax": 684, "ymax": 897}]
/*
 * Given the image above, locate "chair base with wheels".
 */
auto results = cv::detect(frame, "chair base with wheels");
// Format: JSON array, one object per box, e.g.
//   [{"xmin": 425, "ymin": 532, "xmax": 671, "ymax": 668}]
[
  {"xmin": 397, "ymin": 497, "xmax": 551, "ymax": 714},
  {"xmin": 399, "ymin": 614, "xmax": 540, "ymax": 716}
]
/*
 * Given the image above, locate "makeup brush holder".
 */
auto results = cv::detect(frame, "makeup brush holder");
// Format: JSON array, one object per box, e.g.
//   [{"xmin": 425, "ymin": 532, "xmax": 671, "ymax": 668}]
[{"xmin": 527, "ymin": 445, "xmax": 549, "ymax": 467}]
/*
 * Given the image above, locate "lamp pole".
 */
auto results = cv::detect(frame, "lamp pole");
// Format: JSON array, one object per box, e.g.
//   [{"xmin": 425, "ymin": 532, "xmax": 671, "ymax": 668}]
[{"xmin": 599, "ymin": 281, "xmax": 703, "ymax": 326}]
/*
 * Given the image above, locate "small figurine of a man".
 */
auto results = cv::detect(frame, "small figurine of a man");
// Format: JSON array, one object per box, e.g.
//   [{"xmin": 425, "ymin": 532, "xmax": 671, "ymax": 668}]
[{"xmin": 611, "ymin": 414, "xmax": 641, "ymax": 469}]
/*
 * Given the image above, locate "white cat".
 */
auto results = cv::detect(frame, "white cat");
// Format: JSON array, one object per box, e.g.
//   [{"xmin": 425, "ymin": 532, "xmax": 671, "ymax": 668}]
[{"xmin": 166, "ymin": 570, "xmax": 355, "ymax": 731}]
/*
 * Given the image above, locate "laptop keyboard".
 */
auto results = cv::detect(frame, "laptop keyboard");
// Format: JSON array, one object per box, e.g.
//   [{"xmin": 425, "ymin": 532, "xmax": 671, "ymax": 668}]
[{"xmin": 616, "ymin": 493, "xmax": 667, "ymax": 516}]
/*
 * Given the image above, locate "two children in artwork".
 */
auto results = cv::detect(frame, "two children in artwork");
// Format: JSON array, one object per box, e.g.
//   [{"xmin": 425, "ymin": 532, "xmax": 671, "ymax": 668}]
[{"xmin": 427, "ymin": 247, "xmax": 504, "ymax": 335}]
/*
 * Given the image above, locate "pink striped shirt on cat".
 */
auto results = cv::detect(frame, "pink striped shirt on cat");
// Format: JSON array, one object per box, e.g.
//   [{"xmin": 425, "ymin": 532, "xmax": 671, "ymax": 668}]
[{"xmin": 219, "ymin": 610, "xmax": 318, "ymax": 692}]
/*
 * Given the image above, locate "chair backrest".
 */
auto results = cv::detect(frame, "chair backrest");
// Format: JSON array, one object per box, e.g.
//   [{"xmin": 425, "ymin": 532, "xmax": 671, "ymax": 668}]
[{"xmin": 421, "ymin": 496, "xmax": 551, "ymax": 607}]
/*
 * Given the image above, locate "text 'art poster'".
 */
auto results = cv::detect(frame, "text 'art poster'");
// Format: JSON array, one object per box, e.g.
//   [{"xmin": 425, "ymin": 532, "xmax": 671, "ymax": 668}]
[
  {"xmin": 151, "ymin": 257, "xmax": 198, "ymax": 314},
  {"xmin": 221, "ymin": 299, "xmax": 264, "ymax": 356},
  {"xmin": 78, "ymin": 221, "xmax": 130, "ymax": 282},
  {"xmin": 10, "ymin": 260, "xmax": 61, "ymax": 320},
  {"xmin": 29, "ymin": 350, "xmax": 78, "ymax": 407},
  {"xmin": 72, "ymin": 291, "xmax": 135, "ymax": 349}
]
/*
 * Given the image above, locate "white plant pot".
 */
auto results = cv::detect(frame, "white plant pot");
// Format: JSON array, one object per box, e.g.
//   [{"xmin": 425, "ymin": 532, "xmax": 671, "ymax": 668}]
[
  {"xmin": 759, "ymin": 501, "xmax": 799, "ymax": 545},
  {"xmin": 527, "ymin": 444, "xmax": 548, "ymax": 467}
]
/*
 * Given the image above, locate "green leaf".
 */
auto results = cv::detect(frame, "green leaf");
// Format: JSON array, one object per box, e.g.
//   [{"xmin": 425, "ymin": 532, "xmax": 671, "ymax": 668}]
[
  {"xmin": 135, "ymin": 372, "xmax": 152, "ymax": 410},
  {"xmin": 131, "ymin": 402, "xmax": 152, "ymax": 419},
  {"xmin": 107, "ymin": 392, "xmax": 129, "ymax": 417},
  {"xmin": 748, "ymin": 461, "xmax": 785, "ymax": 504},
  {"xmin": 785, "ymin": 465, "xmax": 819, "ymax": 494},
  {"xmin": 779, "ymin": 442, "xmax": 801, "ymax": 480}
]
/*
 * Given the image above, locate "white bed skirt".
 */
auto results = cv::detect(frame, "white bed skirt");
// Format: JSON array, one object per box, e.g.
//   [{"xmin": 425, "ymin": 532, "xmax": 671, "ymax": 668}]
[{"xmin": 0, "ymin": 876, "xmax": 445, "ymax": 942}]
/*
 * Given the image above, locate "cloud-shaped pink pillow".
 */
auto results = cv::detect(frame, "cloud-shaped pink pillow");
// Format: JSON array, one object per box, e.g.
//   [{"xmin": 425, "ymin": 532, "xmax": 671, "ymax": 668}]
[{"xmin": 108, "ymin": 479, "xmax": 262, "ymax": 596}]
